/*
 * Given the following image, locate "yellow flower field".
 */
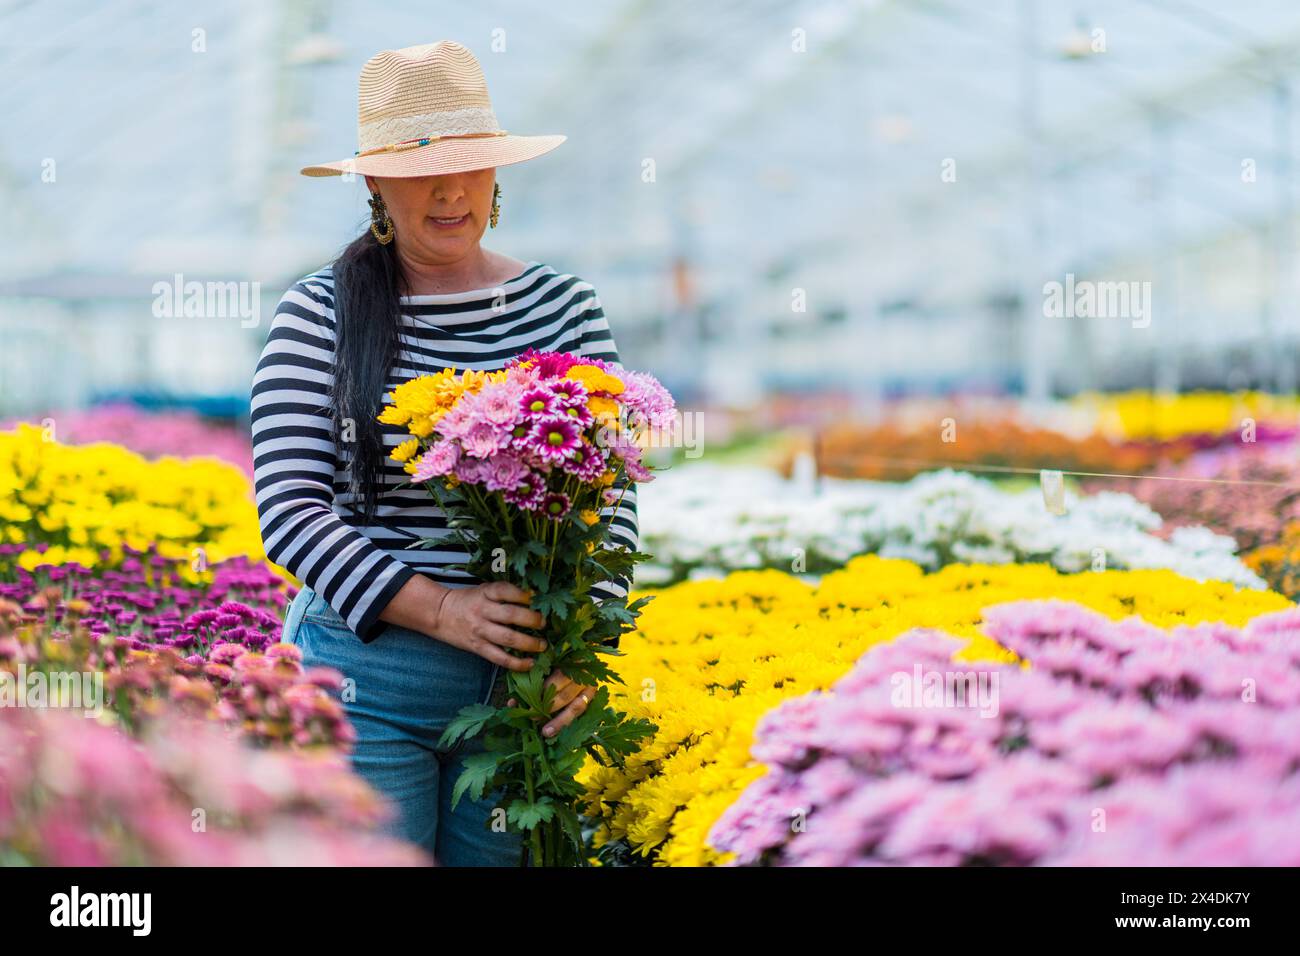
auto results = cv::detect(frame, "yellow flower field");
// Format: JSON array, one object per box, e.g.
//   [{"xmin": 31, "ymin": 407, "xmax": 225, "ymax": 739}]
[
  {"xmin": 1077, "ymin": 390, "xmax": 1300, "ymax": 441},
  {"xmin": 0, "ymin": 423, "xmax": 269, "ymax": 581},
  {"xmin": 583, "ymin": 555, "xmax": 1292, "ymax": 866}
]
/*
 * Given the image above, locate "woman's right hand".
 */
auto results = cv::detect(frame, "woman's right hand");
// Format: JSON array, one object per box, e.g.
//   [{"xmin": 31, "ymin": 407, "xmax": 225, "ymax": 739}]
[{"xmin": 429, "ymin": 581, "xmax": 546, "ymax": 671}]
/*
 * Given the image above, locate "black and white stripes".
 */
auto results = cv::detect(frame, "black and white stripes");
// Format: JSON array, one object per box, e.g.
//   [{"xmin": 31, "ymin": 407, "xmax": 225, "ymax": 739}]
[{"xmin": 250, "ymin": 261, "xmax": 638, "ymax": 644}]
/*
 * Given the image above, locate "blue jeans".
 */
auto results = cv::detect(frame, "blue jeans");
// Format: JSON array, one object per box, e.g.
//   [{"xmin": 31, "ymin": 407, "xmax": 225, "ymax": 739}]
[{"xmin": 281, "ymin": 585, "xmax": 523, "ymax": 866}]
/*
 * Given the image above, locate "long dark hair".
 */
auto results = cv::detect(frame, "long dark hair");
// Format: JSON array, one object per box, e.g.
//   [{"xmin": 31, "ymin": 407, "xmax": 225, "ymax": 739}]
[{"xmin": 329, "ymin": 227, "xmax": 408, "ymax": 523}]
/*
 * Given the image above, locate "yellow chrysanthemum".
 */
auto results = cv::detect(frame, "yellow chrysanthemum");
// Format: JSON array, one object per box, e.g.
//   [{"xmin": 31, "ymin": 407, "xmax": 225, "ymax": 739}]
[
  {"xmin": 587, "ymin": 396, "xmax": 620, "ymax": 421},
  {"xmin": 377, "ymin": 404, "xmax": 412, "ymax": 427},
  {"xmin": 385, "ymin": 368, "xmax": 477, "ymax": 434},
  {"xmin": 390, "ymin": 438, "xmax": 421, "ymax": 463},
  {"xmin": 565, "ymin": 364, "xmax": 625, "ymax": 396}
]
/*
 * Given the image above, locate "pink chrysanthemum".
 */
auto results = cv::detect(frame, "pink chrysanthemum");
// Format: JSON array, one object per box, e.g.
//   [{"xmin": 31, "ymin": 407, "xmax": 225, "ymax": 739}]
[
  {"xmin": 412, "ymin": 439, "xmax": 461, "ymax": 481},
  {"xmin": 607, "ymin": 368, "xmax": 677, "ymax": 430},
  {"xmin": 431, "ymin": 398, "xmax": 474, "ymax": 441},
  {"xmin": 461, "ymin": 419, "xmax": 511, "ymax": 458},
  {"xmin": 477, "ymin": 377, "xmax": 528, "ymax": 427},
  {"xmin": 453, "ymin": 455, "xmax": 490, "ymax": 485},
  {"xmin": 481, "ymin": 452, "xmax": 533, "ymax": 493},
  {"xmin": 607, "ymin": 431, "xmax": 654, "ymax": 481}
]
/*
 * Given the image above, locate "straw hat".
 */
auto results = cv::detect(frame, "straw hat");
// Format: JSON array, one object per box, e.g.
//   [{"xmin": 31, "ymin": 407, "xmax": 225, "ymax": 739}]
[{"xmin": 301, "ymin": 40, "xmax": 565, "ymax": 178}]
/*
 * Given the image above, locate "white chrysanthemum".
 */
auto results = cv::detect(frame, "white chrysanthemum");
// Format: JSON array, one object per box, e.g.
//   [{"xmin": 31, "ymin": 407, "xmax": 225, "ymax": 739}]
[{"xmin": 634, "ymin": 464, "xmax": 1262, "ymax": 588}]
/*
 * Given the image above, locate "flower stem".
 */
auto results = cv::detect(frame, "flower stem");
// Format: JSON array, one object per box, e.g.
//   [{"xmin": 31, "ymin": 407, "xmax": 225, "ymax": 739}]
[{"xmin": 523, "ymin": 737, "xmax": 544, "ymax": 866}]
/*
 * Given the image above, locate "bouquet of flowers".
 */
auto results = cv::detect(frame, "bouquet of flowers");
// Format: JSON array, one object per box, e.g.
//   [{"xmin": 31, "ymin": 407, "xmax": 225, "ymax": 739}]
[{"xmin": 377, "ymin": 348, "xmax": 674, "ymax": 866}]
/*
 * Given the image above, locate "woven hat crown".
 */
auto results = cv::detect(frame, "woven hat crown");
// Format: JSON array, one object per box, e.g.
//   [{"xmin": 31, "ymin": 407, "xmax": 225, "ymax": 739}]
[{"xmin": 355, "ymin": 41, "xmax": 503, "ymax": 153}]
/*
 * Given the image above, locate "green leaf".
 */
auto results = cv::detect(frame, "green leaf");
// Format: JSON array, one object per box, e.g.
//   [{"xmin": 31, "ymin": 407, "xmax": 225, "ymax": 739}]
[
  {"xmin": 436, "ymin": 703, "xmax": 498, "ymax": 749},
  {"xmin": 507, "ymin": 546, "xmax": 533, "ymax": 578},
  {"xmin": 533, "ymin": 588, "xmax": 578, "ymax": 621},
  {"xmin": 595, "ymin": 600, "xmax": 637, "ymax": 625},
  {"xmin": 448, "ymin": 752, "xmax": 502, "ymax": 811},
  {"xmin": 506, "ymin": 797, "xmax": 556, "ymax": 830},
  {"xmin": 551, "ymin": 686, "xmax": 609, "ymax": 751},
  {"xmin": 525, "ymin": 564, "xmax": 551, "ymax": 592},
  {"xmin": 547, "ymin": 747, "xmax": 588, "ymax": 780},
  {"xmin": 590, "ymin": 715, "xmax": 659, "ymax": 764},
  {"xmin": 555, "ymin": 804, "xmax": 586, "ymax": 858},
  {"xmin": 626, "ymin": 594, "xmax": 655, "ymax": 614},
  {"xmin": 510, "ymin": 665, "xmax": 547, "ymax": 713}
]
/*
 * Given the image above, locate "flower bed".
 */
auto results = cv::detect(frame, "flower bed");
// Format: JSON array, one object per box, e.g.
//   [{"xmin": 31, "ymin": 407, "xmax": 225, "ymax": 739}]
[
  {"xmin": 4, "ymin": 412, "xmax": 1295, "ymax": 868},
  {"xmin": 711, "ymin": 600, "xmax": 1300, "ymax": 865},
  {"xmin": 803, "ymin": 392, "xmax": 1300, "ymax": 484},
  {"xmin": 0, "ymin": 546, "xmax": 417, "ymax": 864},
  {"xmin": 0, "ymin": 548, "xmax": 349, "ymax": 749},
  {"xmin": 811, "ymin": 418, "xmax": 1170, "ymax": 480},
  {"xmin": 1, "ymin": 403, "xmax": 254, "ymax": 476},
  {"xmin": 1078, "ymin": 390, "xmax": 1300, "ymax": 443},
  {"xmin": 0, "ymin": 424, "xmax": 265, "ymax": 575},
  {"xmin": 1084, "ymin": 445, "xmax": 1300, "ymax": 554},
  {"xmin": 635, "ymin": 465, "xmax": 1263, "ymax": 588},
  {"xmin": 584, "ymin": 555, "xmax": 1288, "ymax": 866},
  {"xmin": 0, "ymin": 706, "xmax": 426, "ymax": 865}
]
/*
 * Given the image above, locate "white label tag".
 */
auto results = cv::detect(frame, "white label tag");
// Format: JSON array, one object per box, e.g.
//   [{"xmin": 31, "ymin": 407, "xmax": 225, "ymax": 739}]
[{"xmin": 1040, "ymin": 469, "xmax": 1067, "ymax": 515}]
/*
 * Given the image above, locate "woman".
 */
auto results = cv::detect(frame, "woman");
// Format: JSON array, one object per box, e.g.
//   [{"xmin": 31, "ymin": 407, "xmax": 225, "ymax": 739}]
[{"xmin": 250, "ymin": 41, "xmax": 638, "ymax": 865}]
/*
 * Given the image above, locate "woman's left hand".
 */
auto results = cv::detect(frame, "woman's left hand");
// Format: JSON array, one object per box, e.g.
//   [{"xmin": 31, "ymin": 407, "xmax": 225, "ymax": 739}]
[{"xmin": 507, "ymin": 669, "xmax": 598, "ymax": 738}]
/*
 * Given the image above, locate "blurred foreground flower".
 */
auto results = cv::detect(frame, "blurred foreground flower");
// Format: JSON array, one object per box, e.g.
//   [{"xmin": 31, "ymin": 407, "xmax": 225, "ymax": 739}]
[
  {"xmin": 0, "ymin": 705, "xmax": 428, "ymax": 866},
  {"xmin": 711, "ymin": 600, "xmax": 1300, "ymax": 866}
]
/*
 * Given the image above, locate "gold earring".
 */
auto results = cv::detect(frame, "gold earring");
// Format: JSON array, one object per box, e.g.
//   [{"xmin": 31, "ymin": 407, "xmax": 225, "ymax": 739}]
[
  {"xmin": 490, "ymin": 183, "xmax": 501, "ymax": 229},
  {"xmin": 368, "ymin": 192, "xmax": 395, "ymax": 245}
]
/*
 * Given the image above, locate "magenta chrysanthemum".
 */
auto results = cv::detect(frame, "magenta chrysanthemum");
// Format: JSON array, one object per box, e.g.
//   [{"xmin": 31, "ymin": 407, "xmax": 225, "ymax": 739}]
[
  {"xmin": 527, "ymin": 415, "xmax": 583, "ymax": 464},
  {"xmin": 550, "ymin": 379, "xmax": 588, "ymax": 407},
  {"xmin": 503, "ymin": 471, "xmax": 546, "ymax": 509},
  {"xmin": 507, "ymin": 348, "xmax": 583, "ymax": 379},
  {"xmin": 561, "ymin": 439, "xmax": 608, "ymax": 482},
  {"xmin": 519, "ymin": 385, "xmax": 560, "ymax": 420},
  {"xmin": 539, "ymin": 492, "xmax": 572, "ymax": 521}
]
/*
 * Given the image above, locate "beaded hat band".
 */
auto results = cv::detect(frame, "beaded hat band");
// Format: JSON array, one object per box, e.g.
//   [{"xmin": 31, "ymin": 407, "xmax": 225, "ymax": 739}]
[
  {"xmin": 301, "ymin": 41, "xmax": 564, "ymax": 178},
  {"xmin": 354, "ymin": 130, "xmax": 511, "ymax": 159}
]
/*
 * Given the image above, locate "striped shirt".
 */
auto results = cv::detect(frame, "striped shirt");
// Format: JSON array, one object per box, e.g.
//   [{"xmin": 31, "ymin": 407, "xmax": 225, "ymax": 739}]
[{"xmin": 250, "ymin": 261, "xmax": 638, "ymax": 645}]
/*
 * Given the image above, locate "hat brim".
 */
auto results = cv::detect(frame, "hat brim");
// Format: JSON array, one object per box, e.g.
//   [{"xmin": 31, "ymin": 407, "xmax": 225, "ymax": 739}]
[{"xmin": 300, "ymin": 133, "xmax": 565, "ymax": 178}]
